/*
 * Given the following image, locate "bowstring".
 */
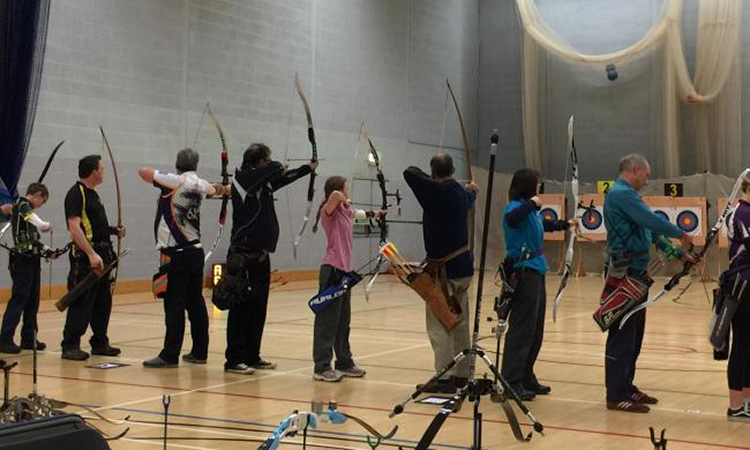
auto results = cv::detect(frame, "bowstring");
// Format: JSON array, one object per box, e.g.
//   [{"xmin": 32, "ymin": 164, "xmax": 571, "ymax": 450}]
[
  {"xmin": 191, "ymin": 102, "xmax": 209, "ymax": 150},
  {"xmin": 283, "ymin": 76, "xmax": 297, "ymax": 257},
  {"xmin": 437, "ymin": 83, "xmax": 449, "ymax": 152}
]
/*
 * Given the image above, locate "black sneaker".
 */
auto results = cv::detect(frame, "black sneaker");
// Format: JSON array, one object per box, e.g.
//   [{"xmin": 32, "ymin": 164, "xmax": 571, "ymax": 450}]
[
  {"xmin": 61, "ymin": 349, "xmax": 90, "ymax": 361},
  {"xmin": 728, "ymin": 403, "xmax": 750, "ymax": 422},
  {"xmin": 606, "ymin": 400, "xmax": 649, "ymax": 413},
  {"xmin": 527, "ymin": 383, "xmax": 551, "ymax": 395},
  {"xmin": 143, "ymin": 356, "xmax": 178, "ymax": 368},
  {"xmin": 0, "ymin": 342, "xmax": 21, "ymax": 354},
  {"xmin": 91, "ymin": 345, "xmax": 121, "ymax": 356},
  {"xmin": 454, "ymin": 377, "xmax": 469, "ymax": 389},
  {"xmin": 417, "ymin": 378, "xmax": 456, "ymax": 394},
  {"xmin": 250, "ymin": 359, "xmax": 277, "ymax": 370},
  {"xmin": 510, "ymin": 384, "xmax": 536, "ymax": 401},
  {"xmin": 182, "ymin": 353, "xmax": 207, "ymax": 364},
  {"xmin": 21, "ymin": 341, "xmax": 46, "ymax": 351}
]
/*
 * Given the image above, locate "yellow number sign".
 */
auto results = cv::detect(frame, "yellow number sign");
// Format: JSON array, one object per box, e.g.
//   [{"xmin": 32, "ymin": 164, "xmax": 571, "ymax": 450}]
[{"xmin": 597, "ymin": 181, "xmax": 614, "ymax": 195}]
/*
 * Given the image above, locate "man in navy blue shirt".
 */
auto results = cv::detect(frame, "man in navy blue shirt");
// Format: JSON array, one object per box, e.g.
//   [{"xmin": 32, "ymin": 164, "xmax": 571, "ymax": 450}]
[{"xmin": 404, "ymin": 153, "xmax": 478, "ymax": 393}]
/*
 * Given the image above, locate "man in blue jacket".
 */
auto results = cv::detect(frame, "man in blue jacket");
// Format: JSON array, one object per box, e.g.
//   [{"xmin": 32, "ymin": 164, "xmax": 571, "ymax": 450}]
[{"xmin": 602, "ymin": 154, "xmax": 693, "ymax": 413}]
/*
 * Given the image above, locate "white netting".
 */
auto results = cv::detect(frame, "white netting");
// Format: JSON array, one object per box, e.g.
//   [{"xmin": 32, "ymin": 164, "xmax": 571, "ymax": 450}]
[{"xmin": 517, "ymin": 0, "xmax": 741, "ymax": 177}]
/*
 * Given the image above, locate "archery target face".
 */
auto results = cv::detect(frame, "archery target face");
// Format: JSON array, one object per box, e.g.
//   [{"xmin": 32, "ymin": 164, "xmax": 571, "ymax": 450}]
[
  {"xmin": 648, "ymin": 204, "xmax": 704, "ymax": 237},
  {"xmin": 581, "ymin": 207, "xmax": 604, "ymax": 233},
  {"xmin": 676, "ymin": 210, "xmax": 699, "ymax": 233},
  {"xmin": 653, "ymin": 209, "xmax": 671, "ymax": 223},
  {"xmin": 540, "ymin": 206, "xmax": 560, "ymax": 223}
]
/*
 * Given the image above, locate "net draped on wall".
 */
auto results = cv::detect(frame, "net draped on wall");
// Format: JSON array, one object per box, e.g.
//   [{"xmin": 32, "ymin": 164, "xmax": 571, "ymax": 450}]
[
  {"xmin": 0, "ymin": 0, "xmax": 51, "ymax": 209},
  {"xmin": 517, "ymin": 0, "xmax": 742, "ymax": 178}
]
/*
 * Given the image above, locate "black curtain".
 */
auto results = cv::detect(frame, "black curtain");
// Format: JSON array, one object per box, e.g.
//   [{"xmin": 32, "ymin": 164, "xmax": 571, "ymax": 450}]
[{"xmin": 0, "ymin": 0, "xmax": 50, "ymax": 217}]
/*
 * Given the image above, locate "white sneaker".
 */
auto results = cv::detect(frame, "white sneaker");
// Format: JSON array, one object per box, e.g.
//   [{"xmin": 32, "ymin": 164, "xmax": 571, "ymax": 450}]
[
  {"xmin": 225, "ymin": 363, "xmax": 255, "ymax": 375},
  {"xmin": 313, "ymin": 369, "xmax": 343, "ymax": 382}
]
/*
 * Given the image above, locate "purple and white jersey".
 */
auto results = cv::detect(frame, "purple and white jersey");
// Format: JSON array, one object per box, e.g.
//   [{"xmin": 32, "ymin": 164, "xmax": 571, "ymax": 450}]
[{"xmin": 727, "ymin": 199, "xmax": 750, "ymax": 279}]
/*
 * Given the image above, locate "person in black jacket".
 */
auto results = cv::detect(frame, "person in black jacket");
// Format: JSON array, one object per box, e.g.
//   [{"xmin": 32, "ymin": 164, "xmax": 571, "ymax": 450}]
[
  {"xmin": 223, "ymin": 143, "xmax": 317, "ymax": 374},
  {"xmin": 403, "ymin": 153, "xmax": 478, "ymax": 394}
]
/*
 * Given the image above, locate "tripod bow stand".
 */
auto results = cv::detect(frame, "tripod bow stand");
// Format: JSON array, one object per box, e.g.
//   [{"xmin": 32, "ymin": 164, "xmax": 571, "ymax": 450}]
[{"xmin": 389, "ymin": 131, "xmax": 544, "ymax": 449}]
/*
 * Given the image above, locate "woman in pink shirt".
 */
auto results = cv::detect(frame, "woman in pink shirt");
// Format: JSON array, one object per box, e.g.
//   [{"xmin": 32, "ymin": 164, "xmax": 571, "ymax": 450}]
[{"xmin": 311, "ymin": 176, "xmax": 385, "ymax": 382}]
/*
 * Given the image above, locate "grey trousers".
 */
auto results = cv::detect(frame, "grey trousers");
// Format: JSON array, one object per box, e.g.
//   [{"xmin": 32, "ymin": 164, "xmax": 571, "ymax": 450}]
[
  {"xmin": 312, "ymin": 265, "xmax": 355, "ymax": 373},
  {"xmin": 425, "ymin": 275, "xmax": 472, "ymax": 380}
]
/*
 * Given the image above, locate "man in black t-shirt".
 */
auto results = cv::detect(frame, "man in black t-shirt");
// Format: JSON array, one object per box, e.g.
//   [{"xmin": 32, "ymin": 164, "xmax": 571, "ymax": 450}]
[
  {"xmin": 0, "ymin": 183, "xmax": 53, "ymax": 354},
  {"xmin": 61, "ymin": 155, "xmax": 126, "ymax": 361}
]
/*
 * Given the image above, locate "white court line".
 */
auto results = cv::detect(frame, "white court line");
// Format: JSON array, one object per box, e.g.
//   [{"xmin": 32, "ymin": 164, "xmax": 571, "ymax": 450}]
[
  {"xmin": 541, "ymin": 394, "xmax": 726, "ymax": 418},
  {"xmin": 92, "ymin": 342, "xmax": 432, "ymax": 414}
]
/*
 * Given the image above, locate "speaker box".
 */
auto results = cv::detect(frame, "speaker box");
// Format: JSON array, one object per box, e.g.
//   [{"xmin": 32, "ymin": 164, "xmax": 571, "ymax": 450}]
[{"xmin": 0, "ymin": 414, "xmax": 110, "ymax": 449}]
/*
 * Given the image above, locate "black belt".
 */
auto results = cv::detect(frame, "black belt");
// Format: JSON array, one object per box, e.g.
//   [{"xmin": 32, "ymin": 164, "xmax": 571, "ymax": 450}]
[{"xmin": 160, "ymin": 240, "xmax": 201, "ymax": 255}]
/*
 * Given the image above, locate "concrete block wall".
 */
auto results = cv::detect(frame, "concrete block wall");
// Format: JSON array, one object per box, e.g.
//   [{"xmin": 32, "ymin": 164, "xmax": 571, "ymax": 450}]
[{"xmin": 1, "ymin": 0, "xmax": 480, "ymax": 287}]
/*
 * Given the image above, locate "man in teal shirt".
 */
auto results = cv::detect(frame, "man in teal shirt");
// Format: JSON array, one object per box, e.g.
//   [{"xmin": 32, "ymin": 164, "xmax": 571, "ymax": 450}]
[{"xmin": 603, "ymin": 154, "xmax": 693, "ymax": 413}]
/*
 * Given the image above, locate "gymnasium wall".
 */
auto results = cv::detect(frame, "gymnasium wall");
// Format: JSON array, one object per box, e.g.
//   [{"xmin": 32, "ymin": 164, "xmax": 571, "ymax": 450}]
[{"xmin": 0, "ymin": 0, "xmax": 480, "ymax": 289}]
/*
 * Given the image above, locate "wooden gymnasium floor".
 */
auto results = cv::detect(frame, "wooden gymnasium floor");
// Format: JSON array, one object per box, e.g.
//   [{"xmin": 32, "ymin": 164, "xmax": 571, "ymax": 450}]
[{"xmin": 4, "ymin": 274, "xmax": 750, "ymax": 449}]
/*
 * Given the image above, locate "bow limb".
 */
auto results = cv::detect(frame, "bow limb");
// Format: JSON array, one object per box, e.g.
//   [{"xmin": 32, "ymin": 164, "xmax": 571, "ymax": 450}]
[
  {"xmin": 99, "ymin": 127, "xmax": 122, "ymax": 287},
  {"xmin": 620, "ymin": 167, "xmax": 750, "ymax": 328},
  {"xmin": 204, "ymin": 104, "xmax": 229, "ymax": 263},
  {"xmin": 38, "ymin": 140, "xmax": 65, "ymax": 183},
  {"xmin": 446, "ymin": 79, "xmax": 472, "ymax": 181},
  {"xmin": 292, "ymin": 73, "xmax": 318, "ymax": 259},
  {"xmin": 552, "ymin": 115, "xmax": 578, "ymax": 322},
  {"xmin": 446, "ymin": 79, "xmax": 476, "ymax": 254},
  {"xmin": 341, "ymin": 412, "xmax": 398, "ymax": 440}
]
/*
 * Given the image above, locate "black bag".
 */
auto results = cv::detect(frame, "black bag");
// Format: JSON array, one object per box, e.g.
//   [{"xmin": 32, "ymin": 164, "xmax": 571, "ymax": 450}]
[
  {"xmin": 709, "ymin": 266, "xmax": 749, "ymax": 351},
  {"xmin": 211, "ymin": 253, "xmax": 252, "ymax": 310},
  {"xmin": 494, "ymin": 258, "xmax": 518, "ymax": 321}
]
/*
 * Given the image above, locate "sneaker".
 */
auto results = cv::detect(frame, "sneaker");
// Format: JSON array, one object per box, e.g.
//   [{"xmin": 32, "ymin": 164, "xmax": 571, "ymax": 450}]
[
  {"xmin": 313, "ymin": 369, "xmax": 343, "ymax": 382},
  {"xmin": 338, "ymin": 366, "xmax": 366, "ymax": 378},
  {"xmin": 0, "ymin": 342, "xmax": 21, "ymax": 354},
  {"xmin": 607, "ymin": 400, "xmax": 649, "ymax": 413},
  {"xmin": 454, "ymin": 377, "xmax": 469, "ymax": 389},
  {"xmin": 143, "ymin": 356, "xmax": 178, "ymax": 368},
  {"xmin": 631, "ymin": 390, "xmax": 658, "ymax": 405},
  {"xmin": 527, "ymin": 383, "xmax": 551, "ymax": 395},
  {"xmin": 61, "ymin": 349, "xmax": 90, "ymax": 361},
  {"xmin": 21, "ymin": 341, "xmax": 46, "ymax": 351},
  {"xmin": 250, "ymin": 358, "xmax": 277, "ymax": 370},
  {"xmin": 417, "ymin": 378, "xmax": 456, "ymax": 394},
  {"xmin": 728, "ymin": 403, "xmax": 750, "ymax": 422},
  {"xmin": 510, "ymin": 384, "xmax": 536, "ymax": 401},
  {"xmin": 91, "ymin": 345, "xmax": 121, "ymax": 356},
  {"xmin": 182, "ymin": 353, "xmax": 207, "ymax": 364},
  {"xmin": 225, "ymin": 363, "xmax": 255, "ymax": 375}
]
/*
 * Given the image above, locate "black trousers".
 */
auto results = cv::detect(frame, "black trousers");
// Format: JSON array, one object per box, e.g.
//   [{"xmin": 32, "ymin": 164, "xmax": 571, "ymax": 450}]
[
  {"xmin": 501, "ymin": 269, "xmax": 546, "ymax": 388},
  {"xmin": 312, "ymin": 265, "xmax": 354, "ymax": 374},
  {"xmin": 0, "ymin": 253, "xmax": 41, "ymax": 345},
  {"xmin": 728, "ymin": 290, "xmax": 750, "ymax": 390},
  {"xmin": 61, "ymin": 248, "xmax": 114, "ymax": 351},
  {"xmin": 158, "ymin": 247, "xmax": 209, "ymax": 363},
  {"xmin": 224, "ymin": 253, "xmax": 270, "ymax": 369},
  {"xmin": 605, "ymin": 306, "xmax": 646, "ymax": 401}
]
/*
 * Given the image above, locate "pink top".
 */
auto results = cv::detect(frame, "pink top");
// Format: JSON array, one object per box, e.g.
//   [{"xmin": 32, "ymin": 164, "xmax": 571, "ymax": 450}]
[{"xmin": 321, "ymin": 202, "xmax": 353, "ymax": 272}]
